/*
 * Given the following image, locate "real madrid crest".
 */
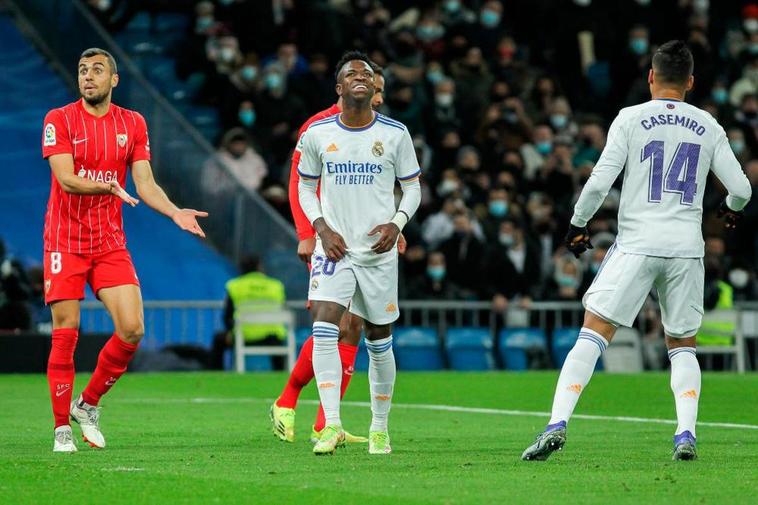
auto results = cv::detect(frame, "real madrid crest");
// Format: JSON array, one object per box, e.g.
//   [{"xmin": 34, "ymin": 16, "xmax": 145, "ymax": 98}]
[
  {"xmin": 372, "ymin": 140, "xmax": 384, "ymax": 157},
  {"xmin": 117, "ymin": 134, "xmax": 127, "ymax": 148}
]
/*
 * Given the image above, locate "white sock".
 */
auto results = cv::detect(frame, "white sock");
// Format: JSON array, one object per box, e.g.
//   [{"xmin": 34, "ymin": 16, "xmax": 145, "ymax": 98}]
[
  {"xmin": 669, "ymin": 347, "xmax": 700, "ymax": 437},
  {"xmin": 311, "ymin": 321, "xmax": 342, "ymax": 427},
  {"xmin": 548, "ymin": 328, "xmax": 608, "ymax": 426},
  {"xmin": 366, "ymin": 336, "xmax": 396, "ymax": 432}
]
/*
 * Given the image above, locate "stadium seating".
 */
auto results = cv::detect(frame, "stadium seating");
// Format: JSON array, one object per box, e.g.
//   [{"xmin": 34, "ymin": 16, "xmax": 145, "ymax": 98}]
[
  {"xmin": 498, "ymin": 328, "xmax": 548, "ymax": 371},
  {"xmin": 394, "ymin": 327, "xmax": 444, "ymax": 371},
  {"xmin": 445, "ymin": 327, "xmax": 494, "ymax": 371},
  {"xmin": 602, "ymin": 327, "xmax": 644, "ymax": 373},
  {"xmin": 551, "ymin": 328, "xmax": 604, "ymax": 371}
]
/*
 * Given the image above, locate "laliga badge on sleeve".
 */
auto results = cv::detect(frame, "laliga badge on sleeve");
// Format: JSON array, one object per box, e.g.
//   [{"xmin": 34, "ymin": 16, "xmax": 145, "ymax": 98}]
[{"xmin": 44, "ymin": 123, "xmax": 56, "ymax": 146}]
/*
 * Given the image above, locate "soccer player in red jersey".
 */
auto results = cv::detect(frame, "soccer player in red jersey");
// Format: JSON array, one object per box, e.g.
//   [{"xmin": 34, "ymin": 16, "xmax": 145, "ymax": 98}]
[
  {"xmin": 270, "ymin": 60, "xmax": 406, "ymax": 444},
  {"xmin": 42, "ymin": 48, "xmax": 208, "ymax": 452}
]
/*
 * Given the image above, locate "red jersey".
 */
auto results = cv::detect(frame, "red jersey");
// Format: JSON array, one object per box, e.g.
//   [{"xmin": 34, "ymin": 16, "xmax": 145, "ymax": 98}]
[
  {"xmin": 288, "ymin": 103, "xmax": 341, "ymax": 240},
  {"xmin": 41, "ymin": 99, "xmax": 150, "ymax": 255}
]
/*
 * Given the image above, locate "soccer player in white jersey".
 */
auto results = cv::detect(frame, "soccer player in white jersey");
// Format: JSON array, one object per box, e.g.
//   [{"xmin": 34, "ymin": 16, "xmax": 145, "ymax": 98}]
[
  {"xmin": 297, "ymin": 51, "xmax": 422, "ymax": 455},
  {"xmin": 521, "ymin": 41, "xmax": 752, "ymax": 462}
]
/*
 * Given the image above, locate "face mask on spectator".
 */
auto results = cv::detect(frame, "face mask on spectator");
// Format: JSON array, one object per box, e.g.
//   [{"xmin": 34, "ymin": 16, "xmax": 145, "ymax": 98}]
[
  {"xmin": 730, "ymin": 139, "xmax": 745, "ymax": 154},
  {"xmin": 241, "ymin": 65, "xmax": 258, "ymax": 81},
  {"xmin": 630, "ymin": 38, "xmax": 649, "ymax": 55},
  {"xmin": 745, "ymin": 18, "xmax": 758, "ymax": 34},
  {"xmin": 417, "ymin": 24, "xmax": 445, "ymax": 42},
  {"xmin": 427, "ymin": 69, "xmax": 445, "ymax": 84},
  {"xmin": 573, "ymin": 0, "xmax": 591, "ymax": 6},
  {"xmin": 535, "ymin": 140, "xmax": 553, "ymax": 155},
  {"xmin": 635, "ymin": 0, "xmax": 651, "ymax": 5},
  {"xmin": 550, "ymin": 114, "xmax": 568, "ymax": 130},
  {"xmin": 498, "ymin": 232, "xmax": 515, "ymax": 247},
  {"xmin": 220, "ymin": 47, "xmax": 236, "ymax": 63},
  {"xmin": 712, "ymin": 88, "xmax": 728, "ymax": 104},
  {"xmin": 427, "ymin": 266, "xmax": 446, "ymax": 281},
  {"xmin": 438, "ymin": 179, "xmax": 459, "ymax": 196},
  {"xmin": 729, "ymin": 268, "xmax": 750, "ymax": 288},
  {"xmin": 590, "ymin": 261, "xmax": 602, "ymax": 273},
  {"xmin": 96, "ymin": 0, "xmax": 112, "ymax": 11},
  {"xmin": 436, "ymin": 93, "xmax": 454, "ymax": 107},
  {"xmin": 556, "ymin": 274, "xmax": 578, "ymax": 288},
  {"xmin": 489, "ymin": 200, "xmax": 508, "ymax": 217},
  {"xmin": 196, "ymin": 16, "xmax": 214, "ymax": 33},
  {"xmin": 239, "ymin": 109, "xmax": 256, "ymax": 127},
  {"xmin": 219, "ymin": 0, "xmax": 234, "ymax": 5},
  {"xmin": 444, "ymin": 0, "xmax": 461, "ymax": 13},
  {"xmin": 265, "ymin": 73, "xmax": 284, "ymax": 91},
  {"xmin": 480, "ymin": 9, "xmax": 500, "ymax": 28}
]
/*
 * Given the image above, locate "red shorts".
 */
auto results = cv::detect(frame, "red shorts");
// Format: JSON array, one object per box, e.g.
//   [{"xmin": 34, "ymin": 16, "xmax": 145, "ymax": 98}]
[{"xmin": 43, "ymin": 248, "xmax": 140, "ymax": 304}]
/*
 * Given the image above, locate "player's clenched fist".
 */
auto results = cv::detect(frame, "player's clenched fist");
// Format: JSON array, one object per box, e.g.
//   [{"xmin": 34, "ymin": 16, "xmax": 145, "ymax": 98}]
[
  {"xmin": 313, "ymin": 218, "xmax": 347, "ymax": 261},
  {"xmin": 369, "ymin": 223, "xmax": 401, "ymax": 254},
  {"xmin": 717, "ymin": 200, "xmax": 743, "ymax": 229},
  {"xmin": 565, "ymin": 224, "xmax": 593, "ymax": 258}
]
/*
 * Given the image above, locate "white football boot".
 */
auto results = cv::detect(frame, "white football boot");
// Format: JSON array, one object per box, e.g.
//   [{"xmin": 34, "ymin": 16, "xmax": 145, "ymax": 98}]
[
  {"xmin": 70, "ymin": 396, "xmax": 106, "ymax": 448},
  {"xmin": 53, "ymin": 425, "xmax": 77, "ymax": 453}
]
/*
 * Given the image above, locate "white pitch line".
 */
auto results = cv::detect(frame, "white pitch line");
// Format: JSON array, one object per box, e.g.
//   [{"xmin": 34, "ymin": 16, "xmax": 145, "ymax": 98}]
[{"xmin": 116, "ymin": 397, "xmax": 758, "ymax": 431}]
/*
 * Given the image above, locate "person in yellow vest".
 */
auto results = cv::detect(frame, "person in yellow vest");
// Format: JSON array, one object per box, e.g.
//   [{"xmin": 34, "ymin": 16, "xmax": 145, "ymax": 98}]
[
  {"xmin": 699, "ymin": 257, "xmax": 735, "ymax": 347},
  {"xmin": 212, "ymin": 255, "xmax": 286, "ymax": 369}
]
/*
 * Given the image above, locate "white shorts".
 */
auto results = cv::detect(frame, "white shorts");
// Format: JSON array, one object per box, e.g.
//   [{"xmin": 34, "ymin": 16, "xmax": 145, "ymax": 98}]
[
  {"xmin": 583, "ymin": 244, "xmax": 704, "ymax": 338},
  {"xmin": 307, "ymin": 245, "xmax": 399, "ymax": 325}
]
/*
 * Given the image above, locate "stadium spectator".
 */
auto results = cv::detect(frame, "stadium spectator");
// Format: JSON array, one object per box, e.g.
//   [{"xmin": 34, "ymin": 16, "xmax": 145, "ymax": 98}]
[
  {"xmin": 438, "ymin": 210, "xmax": 485, "ymax": 297},
  {"xmin": 405, "ymin": 251, "xmax": 463, "ymax": 300},
  {"xmin": 212, "ymin": 255, "xmax": 286, "ymax": 370},
  {"xmin": 483, "ymin": 218, "xmax": 541, "ymax": 309},
  {"xmin": 0, "ymin": 238, "xmax": 32, "ymax": 331},
  {"xmin": 202, "ymin": 128, "xmax": 268, "ymax": 197}
]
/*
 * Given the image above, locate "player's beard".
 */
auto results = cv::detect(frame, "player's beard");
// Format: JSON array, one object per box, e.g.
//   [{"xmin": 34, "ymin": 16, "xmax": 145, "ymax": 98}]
[
  {"xmin": 82, "ymin": 88, "xmax": 110, "ymax": 107},
  {"xmin": 342, "ymin": 90, "xmax": 372, "ymax": 110}
]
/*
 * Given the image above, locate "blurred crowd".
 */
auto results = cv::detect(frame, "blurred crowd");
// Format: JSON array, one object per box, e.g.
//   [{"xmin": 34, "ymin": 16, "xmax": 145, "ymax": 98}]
[
  {"xmin": 0, "ymin": 238, "xmax": 50, "ymax": 333},
  {"xmin": 84, "ymin": 0, "xmax": 758, "ymax": 315}
]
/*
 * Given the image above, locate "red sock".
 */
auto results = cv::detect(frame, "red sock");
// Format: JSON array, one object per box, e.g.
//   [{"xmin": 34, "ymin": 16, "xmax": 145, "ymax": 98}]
[
  {"xmin": 276, "ymin": 336, "xmax": 315, "ymax": 409},
  {"xmin": 47, "ymin": 328, "xmax": 79, "ymax": 428},
  {"xmin": 314, "ymin": 342, "xmax": 358, "ymax": 431},
  {"xmin": 81, "ymin": 334, "xmax": 138, "ymax": 406}
]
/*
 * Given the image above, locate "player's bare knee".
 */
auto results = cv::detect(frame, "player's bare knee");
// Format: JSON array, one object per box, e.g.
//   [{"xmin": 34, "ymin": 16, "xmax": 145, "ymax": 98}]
[
  {"xmin": 338, "ymin": 313, "xmax": 363, "ymax": 345},
  {"xmin": 310, "ymin": 301, "xmax": 344, "ymax": 326},
  {"xmin": 364, "ymin": 322, "xmax": 391, "ymax": 341},
  {"xmin": 51, "ymin": 303, "xmax": 80, "ymax": 329},
  {"xmin": 582, "ymin": 310, "xmax": 617, "ymax": 343},
  {"xmin": 666, "ymin": 334, "xmax": 696, "ymax": 349},
  {"xmin": 118, "ymin": 321, "xmax": 145, "ymax": 344}
]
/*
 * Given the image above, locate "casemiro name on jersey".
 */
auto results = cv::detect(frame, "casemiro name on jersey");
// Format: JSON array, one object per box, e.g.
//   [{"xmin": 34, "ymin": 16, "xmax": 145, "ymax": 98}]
[{"xmin": 640, "ymin": 113, "xmax": 706, "ymax": 136}]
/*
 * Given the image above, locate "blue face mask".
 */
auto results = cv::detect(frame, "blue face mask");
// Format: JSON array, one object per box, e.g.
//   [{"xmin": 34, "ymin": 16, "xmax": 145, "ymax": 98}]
[
  {"xmin": 219, "ymin": 0, "xmax": 234, "ymax": 5},
  {"xmin": 427, "ymin": 70, "xmax": 445, "ymax": 84},
  {"xmin": 265, "ymin": 73, "xmax": 283, "ymax": 90},
  {"xmin": 499, "ymin": 233, "xmax": 515, "ymax": 247},
  {"xmin": 480, "ymin": 9, "xmax": 500, "ymax": 28},
  {"xmin": 550, "ymin": 114, "xmax": 568, "ymax": 130},
  {"xmin": 444, "ymin": 0, "xmax": 461, "ymax": 13},
  {"xmin": 427, "ymin": 266, "xmax": 446, "ymax": 281},
  {"xmin": 629, "ymin": 38, "xmax": 649, "ymax": 56},
  {"xmin": 751, "ymin": 43, "xmax": 758, "ymax": 55},
  {"xmin": 557, "ymin": 274, "xmax": 578, "ymax": 288},
  {"xmin": 730, "ymin": 139, "xmax": 745, "ymax": 154},
  {"xmin": 241, "ymin": 66, "xmax": 258, "ymax": 81},
  {"xmin": 417, "ymin": 25, "xmax": 444, "ymax": 42},
  {"xmin": 196, "ymin": 16, "xmax": 214, "ymax": 32},
  {"xmin": 535, "ymin": 141, "xmax": 552, "ymax": 155},
  {"xmin": 239, "ymin": 109, "xmax": 256, "ymax": 127},
  {"xmin": 590, "ymin": 261, "xmax": 601, "ymax": 274},
  {"xmin": 489, "ymin": 200, "xmax": 509, "ymax": 217},
  {"xmin": 712, "ymin": 88, "xmax": 728, "ymax": 104}
]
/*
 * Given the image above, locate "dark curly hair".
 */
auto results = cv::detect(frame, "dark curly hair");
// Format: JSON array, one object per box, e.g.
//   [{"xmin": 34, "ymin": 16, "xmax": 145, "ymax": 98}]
[{"xmin": 334, "ymin": 50, "xmax": 373, "ymax": 81}]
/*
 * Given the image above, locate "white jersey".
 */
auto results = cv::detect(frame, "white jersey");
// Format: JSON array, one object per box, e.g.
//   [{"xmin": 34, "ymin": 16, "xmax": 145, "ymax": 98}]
[
  {"xmin": 572, "ymin": 99, "xmax": 752, "ymax": 258},
  {"xmin": 297, "ymin": 112, "xmax": 421, "ymax": 266}
]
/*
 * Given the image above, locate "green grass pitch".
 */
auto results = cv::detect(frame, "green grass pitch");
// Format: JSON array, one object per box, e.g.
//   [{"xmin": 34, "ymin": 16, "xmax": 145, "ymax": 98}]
[{"xmin": 1, "ymin": 371, "xmax": 756, "ymax": 504}]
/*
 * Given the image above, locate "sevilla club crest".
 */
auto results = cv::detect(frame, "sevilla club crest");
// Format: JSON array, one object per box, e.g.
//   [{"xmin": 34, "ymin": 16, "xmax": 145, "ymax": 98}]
[{"xmin": 117, "ymin": 134, "xmax": 127, "ymax": 148}]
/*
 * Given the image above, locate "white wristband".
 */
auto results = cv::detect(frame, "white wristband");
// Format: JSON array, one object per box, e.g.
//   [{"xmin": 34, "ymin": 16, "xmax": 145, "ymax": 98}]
[{"xmin": 390, "ymin": 212, "xmax": 409, "ymax": 230}]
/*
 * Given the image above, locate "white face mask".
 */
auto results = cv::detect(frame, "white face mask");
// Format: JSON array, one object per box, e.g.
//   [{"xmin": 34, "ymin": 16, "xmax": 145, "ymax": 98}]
[
  {"xmin": 436, "ymin": 93, "xmax": 454, "ymax": 107},
  {"xmin": 220, "ymin": 47, "xmax": 236, "ymax": 62},
  {"xmin": 745, "ymin": 18, "xmax": 758, "ymax": 34},
  {"xmin": 573, "ymin": 0, "xmax": 591, "ymax": 6},
  {"xmin": 97, "ymin": 0, "xmax": 112, "ymax": 10},
  {"xmin": 729, "ymin": 269, "xmax": 750, "ymax": 289}
]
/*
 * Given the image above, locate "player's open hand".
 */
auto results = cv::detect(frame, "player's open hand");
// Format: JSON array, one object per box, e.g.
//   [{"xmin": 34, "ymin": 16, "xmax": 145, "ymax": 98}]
[
  {"xmin": 717, "ymin": 200, "xmax": 743, "ymax": 229},
  {"xmin": 172, "ymin": 209, "xmax": 209, "ymax": 238},
  {"xmin": 109, "ymin": 181, "xmax": 139, "ymax": 207},
  {"xmin": 297, "ymin": 236, "xmax": 316, "ymax": 263},
  {"xmin": 319, "ymin": 228, "xmax": 347, "ymax": 261},
  {"xmin": 565, "ymin": 224, "xmax": 593, "ymax": 258},
  {"xmin": 369, "ymin": 223, "xmax": 401, "ymax": 254},
  {"xmin": 398, "ymin": 233, "xmax": 407, "ymax": 255}
]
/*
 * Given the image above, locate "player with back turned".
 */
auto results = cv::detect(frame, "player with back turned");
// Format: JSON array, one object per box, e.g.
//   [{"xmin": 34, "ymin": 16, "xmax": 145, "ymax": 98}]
[
  {"xmin": 42, "ymin": 48, "xmax": 208, "ymax": 452},
  {"xmin": 297, "ymin": 51, "xmax": 422, "ymax": 455},
  {"xmin": 521, "ymin": 41, "xmax": 752, "ymax": 462}
]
